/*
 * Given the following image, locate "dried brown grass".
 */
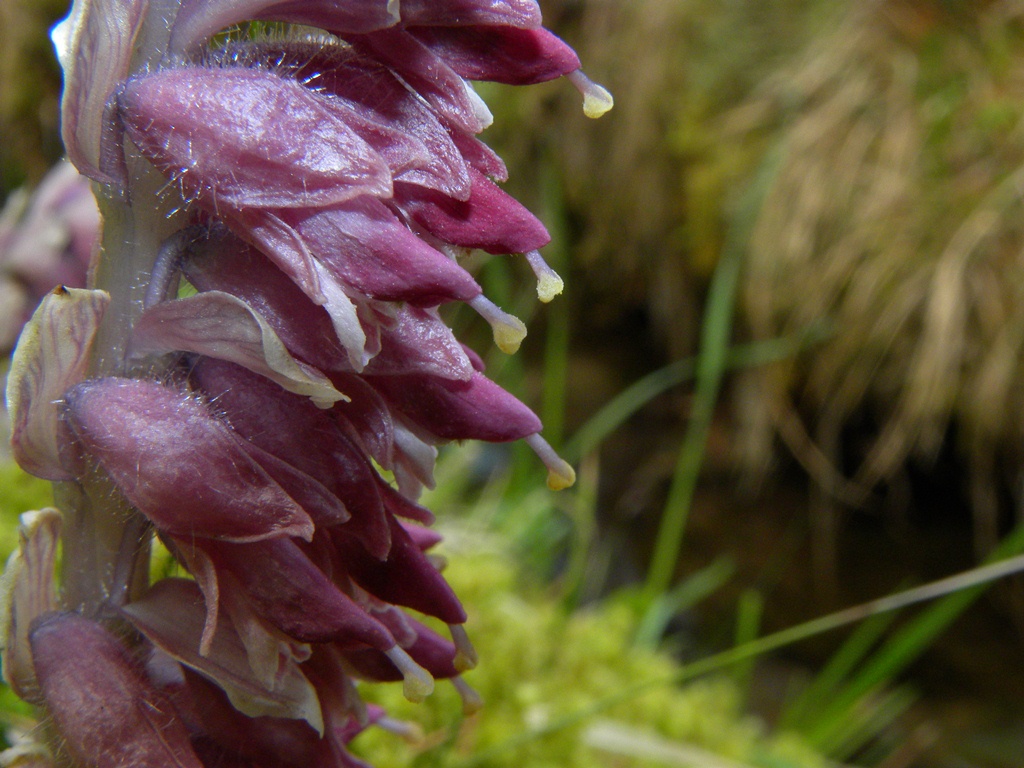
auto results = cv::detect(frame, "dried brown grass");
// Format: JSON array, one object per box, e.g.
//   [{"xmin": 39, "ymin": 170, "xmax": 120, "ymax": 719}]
[{"xmin": 736, "ymin": 0, "xmax": 1024, "ymax": 557}]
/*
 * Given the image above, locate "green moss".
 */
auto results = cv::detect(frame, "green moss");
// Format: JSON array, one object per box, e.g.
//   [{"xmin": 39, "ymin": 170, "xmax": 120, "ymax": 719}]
[
  {"xmin": 0, "ymin": 462, "xmax": 53, "ymax": 562},
  {"xmin": 354, "ymin": 539, "xmax": 827, "ymax": 768}
]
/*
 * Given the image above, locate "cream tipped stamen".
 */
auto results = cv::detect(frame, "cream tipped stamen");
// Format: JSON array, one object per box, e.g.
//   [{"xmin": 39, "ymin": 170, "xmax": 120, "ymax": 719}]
[
  {"xmin": 524, "ymin": 250, "xmax": 564, "ymax": 303},
  {"xmin": 144, "ymin": 225, "xmax": 209, "ymax": 309},
  {"xmin": 377, "ymin": 716, "xmax": 424, "ymax": 743},
  {"xmin": 384, "ymin": 645, "xmax": 434, "ymax": 702},
  {"xmin": 468, "ymin": 294, "xmax": 527, "ymax": 354},
  {"xmin": 524, "ymin": 433, "xmax": 576, "ymax": 490},
  {"xmin": 451, "ymin": 677, "xmax": 483, "ymax": 716},
  {"xmin": 449, "ymin": 624, "xmax": 478, "ymax": 672},
  {"xmin": 566, "ymin": 70, "xmax": 614, "ymax": 119},
  {"xmin": 343, "ymin": 674, "xmax": 369, "ymax": 727}
]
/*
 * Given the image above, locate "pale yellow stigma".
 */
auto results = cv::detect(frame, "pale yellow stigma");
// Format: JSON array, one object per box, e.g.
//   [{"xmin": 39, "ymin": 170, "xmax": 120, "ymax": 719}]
[
  {"xmin": 525, "ymin": 250, "xmax": 565, "ymax": 303},
  {"xmin": 449, "ymin": 624, "xmax": 478, "ymax": 672},
  {"xmin": 452, "ymin": 677, "xmax": 484, "ymax": 716},
  {"xmin": 493, "ymin": 316, "xmax": 528, "ymax": 354},
  {"xmin": 524, "ymin": 434, "xmax": 577, "ymax": 490},
  {"xmin": 377, "ymin": 716, "xmax": 425, "ymax": 744},
  {"xmin": 468, "ymin": 294, "xmax": 527, "ymax": 354},
  {"xmin": 567, "ymin": 70, "xmax": 614, "ymax": 119},
  {"xmin": 546, "ymin": 460, "xmax": 577, "ymax": 491},
  {"xmin": 385, "ymin": 646, "xmax": 434, "ymax": 703}
]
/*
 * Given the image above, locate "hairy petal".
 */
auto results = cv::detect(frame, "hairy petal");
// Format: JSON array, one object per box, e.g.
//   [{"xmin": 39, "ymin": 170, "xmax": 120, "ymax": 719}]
[
  {"xmin": 394, "ymin": 168, "xmax": 550, "ymax": 254},
  {"xmin": 30, "ymin": 612, "xmax": 204, "ymax": 768},
  {"xmin": 63, "ymin": 377, "xmax": 315, "ymax": 543},
  {"xmin": 367, "ymin": 370, "xmax": 543, "ymax": 442},
  {"xmin": 119, "ymin": 67, "xmax": 392, "ymax": 210},
  {"xmin": 411, "ymin": 25, "xmax": 580, "ymax": 84},
  {"xmin": 191, "ymin": 358, "xmax": 392, "ymax": 557}
]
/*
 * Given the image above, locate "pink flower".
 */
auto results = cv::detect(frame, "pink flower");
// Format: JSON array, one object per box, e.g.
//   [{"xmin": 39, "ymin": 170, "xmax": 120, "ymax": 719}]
[{"xmin": 0, "ymin": 162, "xmax": 97, "ymax": 353}]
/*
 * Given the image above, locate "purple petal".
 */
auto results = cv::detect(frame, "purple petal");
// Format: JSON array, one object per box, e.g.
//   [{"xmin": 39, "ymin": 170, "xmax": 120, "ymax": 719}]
[
  {"xmin": 119, "ymin": 67, "xmax": 392, "ymax": 210},
  {"xmin": 411, "ymin": 25, "xmax": 580, "ymax": 84},
  {"xmin": 348, "ymin": 29, "xmax": 490, "ymax": 135},
  {"xmin": 271, "ymin": 198, "xmax": 482, "ymax": 306},
  {"xmin": 168, "ymin": 669, "xmax": 321, "ymax": 768},
  {"xmin": 0, "ymin": 161, "xmax": 98, "ymax": 300},
  {"xmin": 30, "ymin": 612, "xmax": 203, "ymax": 768},
  {"xmin": 326, "ymin": 372, "xmax": 396, "ymax": 470},
  {"xmin": 394, "ymin": 167, "xmax": 550, "ymax": 254},
  {"xmin": 379, "ymin": 474, "xmax": 436, "ymax": 525},
  {"xmin": 366, "ymin": 370, "xmax": 543, "ymax": 442},
  {"xmin": 364, "ymin": 305, "xmax": 474, "ymax": 380},
  {"xmin": 204, "ymin": 537, "xmax": 397, "ymax": 649},
  {"xmin": 450, "ymin": 129, "xmax": 508, "ymax": 181},
  {"xmin": 181, "ymin": 237, "xmax": 353, "ymax": 373},
  {"xmin": 399, "ymin": 520, "xmax": 444, "ymax": 551},
  {"xmin": 343, "ymin": 618, "xmax": 459, "ymax": 682},
  {"xmin": 290, "ymin": 44, "xmax": 472, "ymax": 198},
  {"xmin": 234, "ymin": 441, "xmax": 351, "ymax": 529},
  {"xmin": 63, "ymin": 377, "xmax": 315, "ymax": 543},
  {"xmin": 400, "ymin": 0, "xmax": 542, "ymax": 28},
  {"xmin": 332, "ymin": 512, "xmax": 466, "ymax": 624},
  {"xmin": 191, "ymin": 358, "xmax": 392, "ymax": 558}
]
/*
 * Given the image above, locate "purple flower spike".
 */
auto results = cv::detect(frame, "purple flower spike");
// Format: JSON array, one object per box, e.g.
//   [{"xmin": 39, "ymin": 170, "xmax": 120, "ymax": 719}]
[
  {"xmin": 30, "ymin": 612, "xmax": 203, "ymax": 768},
  {"xmin": 8, "ymin": 0, "xmax": 611, "ymax": 763},
  {"xmin": 63, "ymin": 377, "xmax": 315, "ymax": 543}
]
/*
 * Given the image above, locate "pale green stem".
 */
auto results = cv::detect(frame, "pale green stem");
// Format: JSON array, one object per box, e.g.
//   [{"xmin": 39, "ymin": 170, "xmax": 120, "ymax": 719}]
[{"xmin": 58, "ymin": 4, "xmax": 185, "ymax": 616}]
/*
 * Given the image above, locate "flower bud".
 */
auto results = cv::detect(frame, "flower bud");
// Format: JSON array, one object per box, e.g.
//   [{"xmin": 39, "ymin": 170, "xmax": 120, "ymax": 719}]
[
  {"xmin": 29, "ymin": 612, "xmax": 203, "ymax": 768},
  {"xmin": 63, "ymin": 377, "xmax": 315, "ymax": 543},
  {"xmin": 366, "ymin": 370, "xmax": 543, "ymax": 443},
  {"xmin": 118, "ymin": 67, "xmax": 393, "ymax": 210}
]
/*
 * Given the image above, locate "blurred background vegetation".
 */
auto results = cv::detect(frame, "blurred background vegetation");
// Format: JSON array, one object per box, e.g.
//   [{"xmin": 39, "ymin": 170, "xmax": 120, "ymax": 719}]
[{"xmin": 5, "ymin": 0, "xmax": 1024, "ymax": 766}]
